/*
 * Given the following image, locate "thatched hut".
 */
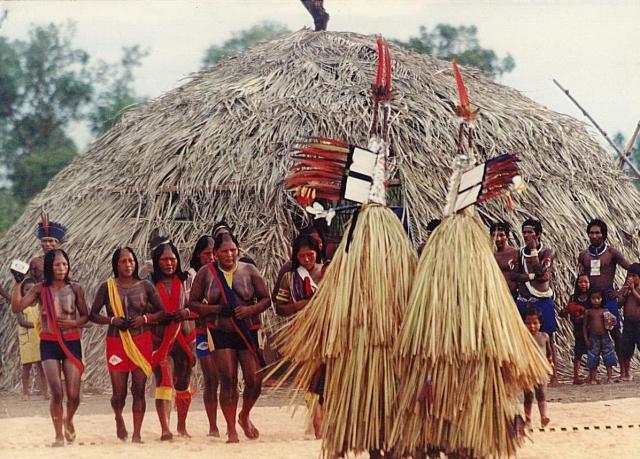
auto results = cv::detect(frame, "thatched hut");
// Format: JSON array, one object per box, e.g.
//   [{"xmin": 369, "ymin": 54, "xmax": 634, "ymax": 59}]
[{"xmin": 0, "ymin": 30, "xmax": 638, "ymax": 391}]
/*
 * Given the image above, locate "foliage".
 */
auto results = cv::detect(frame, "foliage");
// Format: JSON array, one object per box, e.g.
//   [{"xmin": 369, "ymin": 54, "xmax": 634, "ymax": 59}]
[
  {"xmin": 0, "ymin": 20, "xmax": 146, "ymax": 235},
  {"xmin": 395, "ymin": 24, "xmax": 515, "ymax": 79},
  {"xmin": 202, "ymin": 21, "xmax": 290, "ymax": 67},
  {"xmin": 88, "ymin": 45, "xmax": 148, "ymax": 135},
  {"xmin": 0, "ymin": 189, "xmax": 23, "ymax": 234}
]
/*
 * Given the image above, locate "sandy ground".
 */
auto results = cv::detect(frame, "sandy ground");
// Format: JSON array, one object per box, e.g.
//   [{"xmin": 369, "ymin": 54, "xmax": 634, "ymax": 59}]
[{"xmin": 1, "ymin": 382, "xmax": 640, "ymax": 458}]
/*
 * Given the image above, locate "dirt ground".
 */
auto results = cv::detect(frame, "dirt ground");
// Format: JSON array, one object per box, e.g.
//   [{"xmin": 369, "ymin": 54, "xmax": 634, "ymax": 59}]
[{"xmin": 1, "ymin": 377, "xmax": 640, "ymax": 458}]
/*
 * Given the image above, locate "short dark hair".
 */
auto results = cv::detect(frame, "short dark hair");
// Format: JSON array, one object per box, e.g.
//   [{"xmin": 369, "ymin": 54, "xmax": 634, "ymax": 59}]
[
  {"xmin": 628, "ymin": 263, "xmax": 640, "ymax": 276},
  {"xmin": 490, "ymin": 221, "xmax": 511, "ymax": 235},
  {"xmin": 43, "ymin": 249, "xmax": 71, "ymax": 286},
  {"xmin": 190, "ymin": 235, "xmax": 214, "ymax": 271},
  {"xmin": 522, "ymin": 218, "xmax": 542, "ymax": 235},
  {"xmin": 587, "ymin": 288, "xmax": 604, "ymax": 308},
  {"xmin": 291, "ymin": 234, "xmax": 321, "ymax": 270},
  {"xmin": 300, "ymin": 225, "xmax": 326, "ymax": 262},
  {"xmin": 21, "ymin": 277, "xmax": 36, "ymax": 295},
  {"xmin": 587, "ymin": 218, "xmax": 608, "ymax": 242},
  {"xmin": 111, "ymin": 247, "xmax": 140, "ymax": 279},
  {"xmin": 523, "ymin": 306, "xmax": 542, "ymax": 323},
  {"xmin": 151, "ymin": 242, "xmax": 188, "ymax": 283}
]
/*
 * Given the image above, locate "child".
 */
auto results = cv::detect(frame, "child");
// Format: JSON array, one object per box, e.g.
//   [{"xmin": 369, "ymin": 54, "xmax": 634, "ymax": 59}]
[
  {"xmin": 523, "ymin": 307, "xmax": 551, "ymax": 428},
  {"xmin": 616, "ymin": 263, "xmax": 640, "ymax": 381},
  {"xmin": 559, "ymin": 274, "xmax": 589, "ymax": 384},
  {"xmin": 13, "ymin": 277, "xmax": 48, "ymax": 400},
  {"xmin": 583, "ymin": 289, "xmax": 617, "ymax": 384}
]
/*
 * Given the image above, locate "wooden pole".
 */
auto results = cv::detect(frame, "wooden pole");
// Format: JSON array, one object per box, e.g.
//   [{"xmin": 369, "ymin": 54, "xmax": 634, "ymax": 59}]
[
  {"xmin": 552, "ymin": 79, "xmax": 640, "ymax": 178},
  {"xmin": 618, "ymin": 120, "xmax": 640, "ymax": 169}
]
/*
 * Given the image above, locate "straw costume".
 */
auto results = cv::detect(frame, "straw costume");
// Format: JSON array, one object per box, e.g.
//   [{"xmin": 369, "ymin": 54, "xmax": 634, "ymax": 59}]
[
  {"xmin": 273, "ymin": 37, "xmax": 416, "ymax": 458},
  {"xmin": 391, "ymin": 61, "xmax": 551, "ymax": 458}
]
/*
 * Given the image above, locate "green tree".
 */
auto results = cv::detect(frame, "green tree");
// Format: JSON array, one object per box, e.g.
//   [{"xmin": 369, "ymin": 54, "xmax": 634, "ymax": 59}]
[
  {"xmin": 0, "ymin": 22, "xmax": 93, "ymax": 200},
  {"xmin": 395, "ymin": 24, "xmax": 515, "ymax": 79},
  {"xmin": 202, "ymin": 21, "xmax": 290, "ymax": 67},
  {"xmin": 0, "ymin": 20, "xmax": 146, "ymax": 235},
  {"xmin": 89, "ymin": 45, "xmax": 148, "ymax": 135}
]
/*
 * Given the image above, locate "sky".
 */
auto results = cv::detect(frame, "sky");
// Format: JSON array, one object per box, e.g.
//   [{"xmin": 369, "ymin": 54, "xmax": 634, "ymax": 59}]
[{"xmin": 2, "ymin": 0, "xmax": 639, "ymax": 152}]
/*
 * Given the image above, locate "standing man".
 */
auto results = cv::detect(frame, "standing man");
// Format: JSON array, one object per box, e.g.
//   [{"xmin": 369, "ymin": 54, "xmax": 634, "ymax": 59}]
[
  {"xmin": 30, "ymin": 212, "xmax": 68, "ymax": 283},
  {"xmin": 512, "ymin": 219, "xmax": 560, "ymax": 386},
  {"xmin": 577, "ymin": 218, "xmax": 631, "ymax": 364},
  {"xmin": 490, "ymin": 221, "xmax": 519, "ymax": 299}
]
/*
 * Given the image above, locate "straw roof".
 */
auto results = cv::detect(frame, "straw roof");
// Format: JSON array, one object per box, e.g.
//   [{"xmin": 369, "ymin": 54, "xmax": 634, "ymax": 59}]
[{"xmin": 0, "ymin": 29, "xmax": 638, "ymax": 391}]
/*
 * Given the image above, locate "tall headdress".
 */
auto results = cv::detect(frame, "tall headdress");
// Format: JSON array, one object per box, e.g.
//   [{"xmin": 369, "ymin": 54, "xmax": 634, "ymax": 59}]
[{"xmin": 35, "ymin": 208, "xmax": 68, "ymax": 242}]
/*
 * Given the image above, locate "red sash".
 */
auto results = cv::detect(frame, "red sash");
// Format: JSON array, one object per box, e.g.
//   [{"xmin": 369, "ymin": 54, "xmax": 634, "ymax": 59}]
[
  {"xmin": 153, "ymin": 277, "xmax": 195, "ymax": 388},
  {"xmin": 40, "ymin": 286, "xmax": 84, "ymax": 374}
]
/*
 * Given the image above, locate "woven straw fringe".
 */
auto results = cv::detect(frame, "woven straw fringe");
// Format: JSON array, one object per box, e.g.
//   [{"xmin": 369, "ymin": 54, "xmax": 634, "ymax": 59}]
[
  {"xmin": 392, "ymin": 213, "xmax": 551, "ymax": 458},
  {"xmin": 272, "ymin": 204, "xmax": 416, "ymax": 458}
]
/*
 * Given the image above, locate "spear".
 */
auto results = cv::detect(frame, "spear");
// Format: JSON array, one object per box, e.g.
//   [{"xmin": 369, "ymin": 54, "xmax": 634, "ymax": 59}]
[{"xmin": 552, "ymin": 78, "xmax": 640, "ymax": 178}]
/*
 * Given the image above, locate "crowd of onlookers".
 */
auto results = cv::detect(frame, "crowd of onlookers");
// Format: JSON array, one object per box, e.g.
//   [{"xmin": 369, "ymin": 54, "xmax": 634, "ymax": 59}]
[{"xmin": 486, "ymin": 217, "xmax": 640, "ymax": 428}]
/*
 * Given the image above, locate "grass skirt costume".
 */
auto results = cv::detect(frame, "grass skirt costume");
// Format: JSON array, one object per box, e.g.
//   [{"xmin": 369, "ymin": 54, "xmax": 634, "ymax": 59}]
[
  {"xmin": 391, "ymin": 61, "xmax": 551, "ymax": 458},
  {"xmin": 272, "ymin": 37, "xmax": 417, "ymax": 458}
]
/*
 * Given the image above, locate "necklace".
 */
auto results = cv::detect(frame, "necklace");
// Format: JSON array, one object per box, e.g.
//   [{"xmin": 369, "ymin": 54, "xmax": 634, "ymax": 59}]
[{"xmin": 588, "ymin": 243, "xmax": 607, "ymax": 257}]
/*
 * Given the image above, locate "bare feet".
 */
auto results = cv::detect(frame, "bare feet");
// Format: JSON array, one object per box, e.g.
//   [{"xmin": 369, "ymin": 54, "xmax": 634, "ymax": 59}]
[
  {"xmin": 64, "ymin": 418, "xmax": 76, "ymax": 442},
  {"xmin": 238, "ymin": 415, "xmax": 259, "ymax": 440},
  {"xmin": 572, "ymin": 378, "xmax": 584, "ymax": 385},
  {"xmin": 605, "ymin": 378, "xmax": 613, "ymax": 384},
  {"xmin": 207, "ymin": 428, "xmax": 220, "ymax": 438},
  {"xmin": 549, "ymin": 377, "xmax": 561, "ymax": 387},
  {"xmin": 51, "ymin": 436, "xmax": 65, "ymax": 447},
  {"xmin": 541, "ymin": 416, "xmax": 550, "ymax": 427},
  {"xmin": 226, "ymin": 430, "xmax": 240, "ymax": 443},
  {"xmin": 160, "ymin": 431, "xmax": 173, "ymax": 441},
  {"xmin": 131, "ymin": 435, "xmax": 143, "ymax": 444},
  {"xmin": 22, "ymin": 394, "xmax": 29, "ymax": 401},
  {"xmin": 115, "ymin": 416, "xmax": 128, "ymax": 440},
  {"xmin": 177, "ymin": 428, "xmax": 191, "ymax": 438}
]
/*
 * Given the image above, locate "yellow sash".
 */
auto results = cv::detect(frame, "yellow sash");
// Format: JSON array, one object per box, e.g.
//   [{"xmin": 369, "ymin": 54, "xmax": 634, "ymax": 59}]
[{"xmin": 107, "ymin": 278, "xmax": 152, "ymax": 376}]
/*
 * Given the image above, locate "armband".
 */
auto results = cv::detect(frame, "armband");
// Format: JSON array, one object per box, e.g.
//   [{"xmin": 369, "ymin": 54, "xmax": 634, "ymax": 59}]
[
  {"xmin": 143, "ymin": 314, "xmax": 148, "ymax": 324},
  {"xmin": 110, "ymin": 317, "xmax": 115, "ymax": 325},
  {"xmin": 528, "ymin": 273, "xmax": 536, "ymax": 281}
]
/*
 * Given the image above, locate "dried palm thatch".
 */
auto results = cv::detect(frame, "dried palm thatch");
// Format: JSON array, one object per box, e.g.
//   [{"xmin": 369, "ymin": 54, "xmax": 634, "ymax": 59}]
[
  {"xmin": 392, "ymin": 212, "xmax": 551, "ymax": 458},
  {"xmin": 271, "ymin": 204, "xmax": 416, "ymax": 457},
  {"xmin": 0, "ymin": 30, "xmax": 638, "ymax": 391}
]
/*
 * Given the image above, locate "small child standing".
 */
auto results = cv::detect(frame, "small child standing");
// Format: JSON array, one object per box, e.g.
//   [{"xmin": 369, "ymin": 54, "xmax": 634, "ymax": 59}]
[
  {"xmin": 583, "ymin": 289, "xmax": 617, "ymax": 384},
  {"xmin": 560, "ymin": 274, "xmax": 589, "ymax": 384},
  {"xmin": 523, "ymin": 307, "xmax": 551, "ymax": 428},
  {"xmin": 616, "ymin": 263, "xmax": 640, "ymax": 381}
]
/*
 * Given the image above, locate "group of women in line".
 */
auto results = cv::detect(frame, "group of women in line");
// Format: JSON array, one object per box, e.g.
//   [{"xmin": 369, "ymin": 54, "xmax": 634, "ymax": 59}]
[{"xmin": 11, "ymin": 221, "xmax": 328, "ymax": 446}]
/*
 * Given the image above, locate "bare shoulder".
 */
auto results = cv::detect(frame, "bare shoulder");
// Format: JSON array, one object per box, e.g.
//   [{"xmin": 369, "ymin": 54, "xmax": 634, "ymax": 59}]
[
  {"xmin": 69, "ymin": 282, "xmax": 84, "ymax": 294},
  {"xmin": 239, "ymin": 261, "xmax": 260, "ymax": 276}
]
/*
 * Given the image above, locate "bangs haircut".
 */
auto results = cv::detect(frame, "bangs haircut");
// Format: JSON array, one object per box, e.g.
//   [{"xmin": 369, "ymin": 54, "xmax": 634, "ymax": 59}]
[
  {"xmin": 43, "ymin": 249, "xmax": 71, "ymax": 286},
  {"xmin": 152, "ymin": 242, "xmax": 188, "ymax": 283},
  {"xmin": 521, "ymin": 218, "xmax": 542, "ymax": 235},
  {"xmin": 111, "ymin": 246, "xmax": 140, "ymax": 279},
  {"xmin": 291, "ymin": 234, "xmax": 321, "ymax": 270},
  {"xmin": 190, "ymin": 235, "xmax": 214, "ymax": 271},
  {"xmin": 490, "ymin": 221, "xmax": 511, "ymax": 235}
]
